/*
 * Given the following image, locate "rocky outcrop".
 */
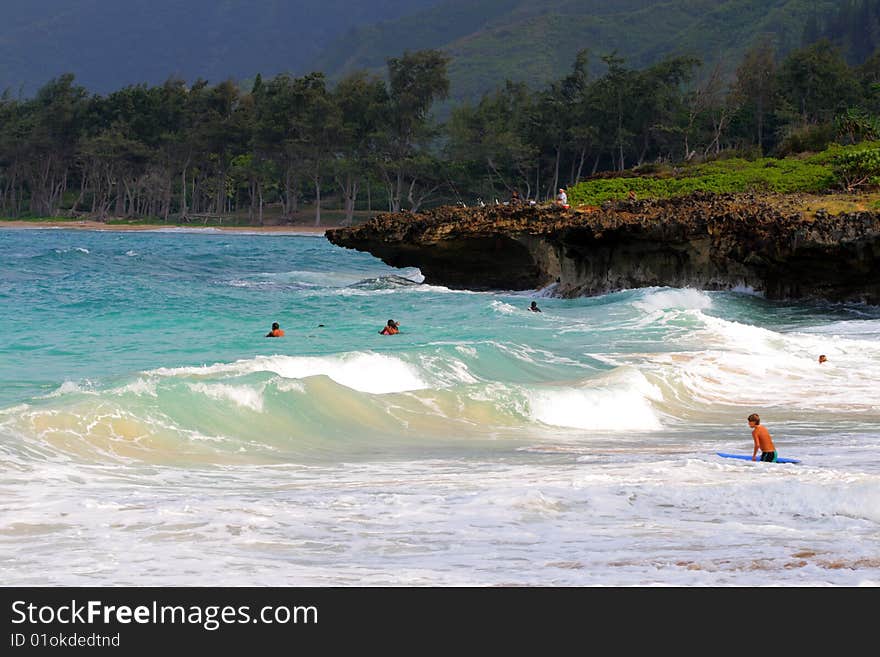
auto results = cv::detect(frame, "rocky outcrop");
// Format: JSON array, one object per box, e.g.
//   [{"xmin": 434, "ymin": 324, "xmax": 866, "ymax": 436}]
[{"xmin": 325, "ymin": 193, "xmax": 880, "ymax": 303}]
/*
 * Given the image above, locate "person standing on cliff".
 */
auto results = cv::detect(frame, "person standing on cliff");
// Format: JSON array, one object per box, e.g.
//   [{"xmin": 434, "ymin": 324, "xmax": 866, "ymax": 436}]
[{"xmin": 556, "ymin": 188, "xmax": 569, "ymax": 209}]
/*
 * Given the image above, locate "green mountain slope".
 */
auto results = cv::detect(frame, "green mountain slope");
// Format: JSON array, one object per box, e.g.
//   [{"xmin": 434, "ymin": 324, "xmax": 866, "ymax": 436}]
[
  {"xmin": 315, "ymin": 0, "xmax": 840, "ymax": 102},
  {"xmin": 0, "ymin": 0, "xmax": 441, "ymax": 95}
]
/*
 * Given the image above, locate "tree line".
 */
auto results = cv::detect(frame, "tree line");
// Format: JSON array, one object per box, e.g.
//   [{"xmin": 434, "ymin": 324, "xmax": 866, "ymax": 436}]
[{"xmin": 1, "ymin": 39, "xmax": 879, "ymax": 223}]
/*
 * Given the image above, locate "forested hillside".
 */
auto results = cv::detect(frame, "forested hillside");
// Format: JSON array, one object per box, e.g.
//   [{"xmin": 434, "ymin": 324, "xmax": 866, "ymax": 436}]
[
  {"xmin": 2, "ymin": 1, "xmax": 855, "ymax": 101},
  {"xmin": 0, "ymin": 0, "xmax": 439, "ymax": 95},
  {"xmin": 807, "ymin": 0, "xmax": 880, "ymax": 64},
  {"xmin": 315, "ymin": 0, "xmax": 841, "ymax": 103}
]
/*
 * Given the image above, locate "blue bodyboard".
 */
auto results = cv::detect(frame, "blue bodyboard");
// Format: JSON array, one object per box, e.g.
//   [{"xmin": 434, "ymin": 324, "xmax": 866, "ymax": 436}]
[{"xmin": 716, "ymin": 452, "xmax": 801, "ymax": 464}]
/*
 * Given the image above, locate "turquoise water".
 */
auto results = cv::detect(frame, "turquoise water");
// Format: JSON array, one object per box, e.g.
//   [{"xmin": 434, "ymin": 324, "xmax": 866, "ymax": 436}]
[{"xmin": 2, "ymin": 227, "xmax": 879, "ymax": 585}]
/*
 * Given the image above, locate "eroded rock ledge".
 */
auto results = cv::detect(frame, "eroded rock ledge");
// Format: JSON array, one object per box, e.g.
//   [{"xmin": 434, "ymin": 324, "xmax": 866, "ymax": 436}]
[{"xmin": 325, "ymin": 193, "xmax": 880, "ymax": 303}]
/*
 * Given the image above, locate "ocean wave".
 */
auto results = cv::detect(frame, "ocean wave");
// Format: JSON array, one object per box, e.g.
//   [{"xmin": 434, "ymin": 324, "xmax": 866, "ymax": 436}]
[
  {"xmin": 523, "ymin": 369, "xmax": 664, "ymax": 431},
  {"xmin": 633, "ymin": 287, "xmax": 713, "ymax": 312},
  {"xmin": 150, "ymin": 352, "xmax": 430, "ymax": 394},
  {"xmin": 640, "ymin": 314, "xmax": 880, "ymax": 413}
]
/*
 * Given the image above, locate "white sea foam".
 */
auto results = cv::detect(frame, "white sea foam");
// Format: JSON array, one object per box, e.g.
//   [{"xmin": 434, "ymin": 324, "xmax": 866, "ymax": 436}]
[
  {"xmin": 647, "ymin": 314, "xmax": 880, "ymax": 412},
  {"xmin": 415, "ymin": 354, "xmax": 479, "ymax": 386},
  {"xmin": 526, "ymin": 370, "xmax": 664, "ymax": 431},
  {"xmin": 633, "ymin": 287, "xmax": 713, "ymax": 312},
  {"xmin": 152, "ymin": 352, "xmax": 428, "ymax": 394},
  {"xmin": 53, "ymin": 247, "xmax": 90, "ymax": 255},
  {"xmin": 490, "ymin": 300, "xmax": 521, "ymax": 314},
  {"xmin": 274, "ymin": 379, "xmax": 306, "ymax": 394},
  {"xmin": 798, "ymin": 318, "xmax": 880, "ymax": 341},
  {"xmin": 187, "ymin": 382, "xmax": 265, "ymax": 412},
  {"xmin": 111, "ymin": 378, "xmax": 158, "ymax": 397},
  {"xmin": 45, "ymin": 380, "xmax": 92, "ymax": 397}
]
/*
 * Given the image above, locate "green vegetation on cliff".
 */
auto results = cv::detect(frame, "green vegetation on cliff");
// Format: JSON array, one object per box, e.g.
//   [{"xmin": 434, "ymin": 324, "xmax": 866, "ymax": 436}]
[{"xmin": 567, "ymin": 142, "xmax": 880, "ymax": 206}]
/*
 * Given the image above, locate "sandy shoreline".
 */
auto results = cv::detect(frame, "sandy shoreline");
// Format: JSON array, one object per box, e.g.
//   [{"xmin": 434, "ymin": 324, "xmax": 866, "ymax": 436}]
[{"xmin": 0, "ymin": 220, "xmax": 343, "ymax": 234}]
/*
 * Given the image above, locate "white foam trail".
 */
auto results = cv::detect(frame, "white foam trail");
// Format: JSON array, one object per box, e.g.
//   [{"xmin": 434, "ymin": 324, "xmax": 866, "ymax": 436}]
[
  {"xmin": 45, "ymin": 381, "xmax": 94, "ymax": 397},
  {"xmin": 275, "ymin": 379, "xmax": 306, "ymax": 394},
  {"xmin": 187, "ymin": 383, "xmax": 265, "ymax": 412},
  {"xmin": 0, "ymin": 404, "xmax": 29, "ymax": 416},
  {"xmin": 526, "ymin": 370, "xmax": 664, "ymax": 431},
  {"xmin": 152, "ymin": 352, "xmax": 428, "ymax": 394},
  {"xmin": 490, "ymin": 300, "xmax": 520, "ymax": 315},
  {"xmin": 53, "ymin": 247, "xmax": 90, "ymax": 255},
  {"xmin": 415, "ymin": 355, "xmax": 479, "ymax": 386},
  {"xmin": 633, "ymin": 288, "xmax": 713, "ymax": 312},
  {"xmin": 650, "ymin": 314, "xmax": 880, "ymax": 412},
  {"xmin": 491, "ymin": 341, "xmax": 585, "ymax": 368},
  {"xmin": 798, "ymin": 319, "xmax": 880, "ymax": 341},
  {"xmin": 112, "ymin": 378, "xmax": 158, "ymax": 397}
]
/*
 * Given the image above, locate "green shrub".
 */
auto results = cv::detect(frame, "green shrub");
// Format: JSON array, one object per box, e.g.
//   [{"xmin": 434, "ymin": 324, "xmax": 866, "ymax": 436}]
[
  {"xmin": 567, "ymin": 154, "xmax": 836, "ymax": 206},
  {"xmin": 833, "ymin": 148, "xmax": 880, "ymax": 191},
  {"xmin": 775, "ymin": 123, "xmax": 836, "ymax": 157}
]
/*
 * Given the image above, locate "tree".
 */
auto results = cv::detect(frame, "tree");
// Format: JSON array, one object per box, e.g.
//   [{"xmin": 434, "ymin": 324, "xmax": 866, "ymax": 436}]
[
  {"xmin": 682, "ymin": 61, "xmax": 729, "ymax": 159},
  {"xmin": 534, "ymin": 50, "xmax": 591, "ymax": 197},
  {"xmin": 447, "ymin": 81, "xmax": 538, "ymax": 201},
  {"xmin": 776, "ymin": 40, "xmax": 860, "ymax": 126},
  {"xmin": 22, "ymin": 74, "xmax": 88, "ymax": 216},
  {"xmin": 0, "ymin": 93, "xmax": 28, "ymax": 216},
  {"xmin": 379, "ymin": 49, "xmax": 450, "ymax": 211},
  {"xmin": 730, "ymin": 38, "xmax": 778, "ymax": 151},
  {"xmin": 332, "ymin": 72, "xmax": 388, "ymax": 225},
  {"xmin": 630, "ymin": 56, "xmax": 700, "ymax": 165}
]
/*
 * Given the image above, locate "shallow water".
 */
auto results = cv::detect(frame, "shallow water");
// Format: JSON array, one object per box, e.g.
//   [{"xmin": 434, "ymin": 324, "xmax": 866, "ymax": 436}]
[{"xmin": 1, "ymin": 227, "xmax": 878, "ymax": 585}]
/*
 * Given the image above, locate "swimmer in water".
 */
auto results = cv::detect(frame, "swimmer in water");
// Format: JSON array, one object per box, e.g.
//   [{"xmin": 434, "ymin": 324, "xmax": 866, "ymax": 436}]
[
  {"xmin": 265, "ymin": 322, "xmax": 285, "ymax": 337},
  {"xmin": 379, "ymin": 319, "xmax": 400, "ymax": 335}
]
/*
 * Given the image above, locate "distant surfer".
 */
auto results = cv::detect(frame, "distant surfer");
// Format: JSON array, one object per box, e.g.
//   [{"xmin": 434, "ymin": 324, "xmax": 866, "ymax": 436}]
[
  {"xmin": 818, "ymin": 354, "xmax": 827, "ymax": 364},
  {"xmin": 528, "ymin": 301, "xmax": 541, "ymax": 312},
  {"xmin": 747, "ymin": 413, "xmax": 777, "ymax": 462},
  {"xmin": 265, "ymin": 322, "xmax": 285, "ymax": 337},
  {"xmin": 379, "ymin": 319, "xmax": 400, "ymax": 335}
]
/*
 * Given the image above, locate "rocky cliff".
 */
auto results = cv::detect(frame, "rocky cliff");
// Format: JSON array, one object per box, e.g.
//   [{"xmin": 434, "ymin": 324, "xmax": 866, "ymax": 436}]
[{"xmin": 325, "ymin": 193, "xmax": 880, "ymax": 303}]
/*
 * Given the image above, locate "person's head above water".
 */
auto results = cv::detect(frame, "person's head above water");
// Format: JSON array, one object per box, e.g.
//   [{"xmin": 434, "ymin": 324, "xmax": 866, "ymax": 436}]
[
  {"xmin": 530, "ymin": 301, "xmax": 538, "ymax": 308},
  {"xmin": 272, "ymin": 322, "xmax": 280, "ymax": 330},
  {"xmin": 818, "ymin": 354, "xmax": 827, "ymax": 364},
  {"xmin": 379, "ymin": 319, "xmax": 400, "ymax": 335}
]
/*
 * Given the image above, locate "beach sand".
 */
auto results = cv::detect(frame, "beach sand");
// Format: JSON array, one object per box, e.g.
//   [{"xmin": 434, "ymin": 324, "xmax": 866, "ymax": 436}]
[{"xmin": 0, "ymin": 220, "xmax": 344, "ymax": 234}]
